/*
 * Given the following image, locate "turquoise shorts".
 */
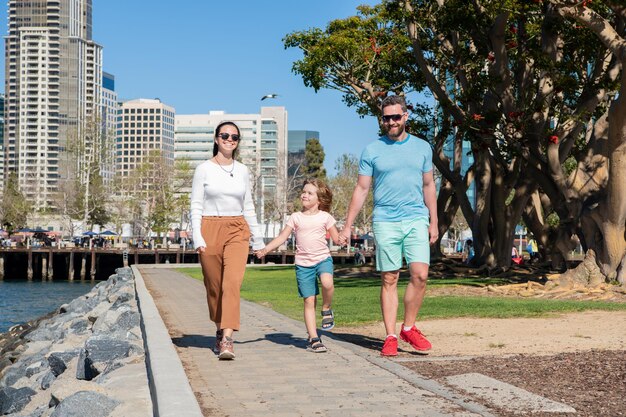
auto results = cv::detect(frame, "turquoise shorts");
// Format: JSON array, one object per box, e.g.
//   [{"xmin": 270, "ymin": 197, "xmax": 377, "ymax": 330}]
[
  {"xmin": 373, "ymin": 217, "xmax": 430, "ymax": 271},
  {"xmin": 295, "ymin": 257, "xmax": 334, "ymax": 298}
]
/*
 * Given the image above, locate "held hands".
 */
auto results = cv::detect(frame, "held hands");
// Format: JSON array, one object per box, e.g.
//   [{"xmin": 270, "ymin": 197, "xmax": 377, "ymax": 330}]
[
  {"xmin": 254, "ymin": 248, "xmax": 267, "ymax": 258},
  {"xmin": 338, "ymin": 228, "xmax": 351, "ymax": 247}
]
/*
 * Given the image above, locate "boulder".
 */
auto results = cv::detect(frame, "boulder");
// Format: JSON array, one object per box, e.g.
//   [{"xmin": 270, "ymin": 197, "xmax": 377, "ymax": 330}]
[
  {"xmin": 0, "ymin": 386, "xmax": 36, "ymax": 414},
  {"xmin": 84, "ymin": 337, "xmax": 132, "ymax": 364},
  {"xmin": 50, "ymin": 391, "xmax": 119, "ymax": 417},
  {"xmin": 39, "ymin": 370, "xmax": 56, "ymax": 390},
  {"xmin": 75, "ymin": 349, "xmax": 98, "ymax": 381},
  {"xmin": 47, "ymin": 354, "xmax": 68, "ymax": 377}
]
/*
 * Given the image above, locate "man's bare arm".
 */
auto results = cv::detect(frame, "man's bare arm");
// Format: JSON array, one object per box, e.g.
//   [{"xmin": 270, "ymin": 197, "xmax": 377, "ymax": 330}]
[{"xmin": 423, "ymin": 170, "xmax": 439, "ymax": 244}]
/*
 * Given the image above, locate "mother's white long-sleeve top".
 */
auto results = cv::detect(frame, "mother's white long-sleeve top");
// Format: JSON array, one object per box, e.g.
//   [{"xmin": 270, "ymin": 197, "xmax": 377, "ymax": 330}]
[{"xmin": 189, "ymin": 160, "xmax": 264, "ymax": 250}]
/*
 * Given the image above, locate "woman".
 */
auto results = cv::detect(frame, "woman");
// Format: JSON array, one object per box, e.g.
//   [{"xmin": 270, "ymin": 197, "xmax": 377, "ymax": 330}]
[{"xmin": 190, "ymin": 121, "xmax": 265, "ymax": 360}]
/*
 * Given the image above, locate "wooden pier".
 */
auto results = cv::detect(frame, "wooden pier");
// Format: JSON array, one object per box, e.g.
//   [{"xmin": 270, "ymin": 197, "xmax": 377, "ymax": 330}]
[
  {"xmin": 0, "ymin": 247, "xmax": 199, "ymax": 281},
  {"xmin": 0, "ymin": 247, "xmax": 370, "ymax": 281}
]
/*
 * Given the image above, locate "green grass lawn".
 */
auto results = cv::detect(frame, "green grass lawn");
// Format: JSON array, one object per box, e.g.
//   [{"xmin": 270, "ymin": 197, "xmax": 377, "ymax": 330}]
[{"xmin": 177, "ymin": 266, "xmax": 626, "ymax": 326}]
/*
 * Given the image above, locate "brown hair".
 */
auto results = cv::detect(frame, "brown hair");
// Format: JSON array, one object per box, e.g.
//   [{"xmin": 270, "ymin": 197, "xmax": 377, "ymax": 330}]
[
  {"xmin": 303, "ymin": 178, "xmax": 333, "ymax": 212},
  {"xmin": 213, "ymin": 121, "xmax": 241, "ymax": 160},
  {"xmin": 381, "ymin": 95, "xmax": 407, "ymax": 112}
]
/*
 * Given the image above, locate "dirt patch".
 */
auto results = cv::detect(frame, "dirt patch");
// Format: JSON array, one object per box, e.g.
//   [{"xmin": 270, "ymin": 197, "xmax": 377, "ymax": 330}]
[
  {"xmin": 404, "ymin": 350, "xmax": 626, "ymax": 417},
  {"xmin": 333, "ymin": 311, "xmax": 626, "ymax": 416}
]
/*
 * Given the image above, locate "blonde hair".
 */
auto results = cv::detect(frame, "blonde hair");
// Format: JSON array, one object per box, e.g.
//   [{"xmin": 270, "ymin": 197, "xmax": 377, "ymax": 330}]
[{"xmin": 303, "ymin": 178, "xmax": 333, "ymax": 212}]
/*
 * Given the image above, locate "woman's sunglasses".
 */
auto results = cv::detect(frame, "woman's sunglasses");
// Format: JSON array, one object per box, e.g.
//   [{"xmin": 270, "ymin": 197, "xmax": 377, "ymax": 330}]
[{"xmin": 217, "ymin": 133, "xmax": 241, "ymax": 142}]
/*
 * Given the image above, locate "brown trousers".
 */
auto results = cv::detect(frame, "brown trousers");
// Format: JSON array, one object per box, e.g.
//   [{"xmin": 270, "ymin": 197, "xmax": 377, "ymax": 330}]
[{"xmin": 199, "ymin": 216, "xmax": 251, "ymax": 331}]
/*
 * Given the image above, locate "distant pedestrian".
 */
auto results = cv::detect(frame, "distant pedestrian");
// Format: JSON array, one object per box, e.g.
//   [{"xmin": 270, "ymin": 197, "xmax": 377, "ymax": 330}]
[
  {"xmin": 527, "ymin": 238, "xmax": 539, "ymax": 261},
  {"xmin": 255, "ymin": 179, "xmax": 341, "ymax": 353},
  {"xmin": 339, "ymin": 95, "xmax": 438, "ymax": 357},
  {"xmin": 190, "ymin": 121, "xmax": 265, "ymax": 360},
  {"xmin": 463, "ymin": 239, "xmax": 475, "ymax": 264}
]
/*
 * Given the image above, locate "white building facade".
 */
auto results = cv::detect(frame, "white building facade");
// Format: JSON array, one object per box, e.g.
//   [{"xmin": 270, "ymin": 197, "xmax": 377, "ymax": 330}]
[
  {"xmin": 174, "ymin": 107, "xmax": 288, "ymax": 226},
  {"xmin": 116, "ymin": 98, "xmax": 176, "ymax": 182}
]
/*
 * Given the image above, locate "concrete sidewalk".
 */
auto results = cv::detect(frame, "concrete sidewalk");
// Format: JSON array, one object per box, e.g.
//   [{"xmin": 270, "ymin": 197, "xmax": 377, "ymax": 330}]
[{"xmin": 137, "ymin": 265, "xmax": 493, "ymax": 417}]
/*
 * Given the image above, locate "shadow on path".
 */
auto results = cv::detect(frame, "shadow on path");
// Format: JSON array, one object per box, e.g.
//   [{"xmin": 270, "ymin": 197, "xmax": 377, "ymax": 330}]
[
  {"xmin": 171, "ymin": 332, "xmax": 308, "ymax": 350},
  {"xmin": 328, "ymin": 331, "xmax": 426, "ymax": 356}
]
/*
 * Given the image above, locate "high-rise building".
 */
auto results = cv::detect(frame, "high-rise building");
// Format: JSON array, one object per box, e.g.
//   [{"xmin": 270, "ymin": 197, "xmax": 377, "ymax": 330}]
[
  {"xmin": 116, "ymin": 98, "xmax": 175, "ymax": 187},
  {"xmin": 3, "ymin": 0, "xmax": 103, "ymax": 209},
  {"xmin": 100, "ymin": 72, "xmax": 118, "ymax": 184},
  {"xmin": 287, "ymin": 130, "xmax": 319, "ymax": 178},
  {"xmin": 174, "ymin": 107, "xmax": 288, "ymax": 222},
  {"xmin": 0, "ymin": 94, "xmax": 4, "ymax": 193}
]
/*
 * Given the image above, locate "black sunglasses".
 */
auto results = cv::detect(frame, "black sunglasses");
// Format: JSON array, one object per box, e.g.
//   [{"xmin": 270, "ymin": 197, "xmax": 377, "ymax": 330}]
[
  {"xmin": 382, "ymin": 113, "xmax": 405, "ymax": 123},
  {"xmin": 217, "ymin": 132, "xmax": 240, "ymax": 141}
]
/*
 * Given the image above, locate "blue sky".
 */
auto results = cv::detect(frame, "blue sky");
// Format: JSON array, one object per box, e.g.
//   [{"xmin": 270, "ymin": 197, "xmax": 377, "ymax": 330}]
[{"xmin": 1, "ymin": 1, "xmax": 381, "ymax": 174}]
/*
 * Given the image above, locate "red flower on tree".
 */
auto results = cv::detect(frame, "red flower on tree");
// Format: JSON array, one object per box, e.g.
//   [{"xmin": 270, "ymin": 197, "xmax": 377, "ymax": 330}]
[
  {"xmin": 549, "ymin": 135, "xmax": 559, "ymax": 144},
  {"xmin": 473, "ymin": 114, "xmax": 484, "ymax": 121},
  {"xmin": 369, "ymin": 37, "xmax": 381, "ymax": 55}
]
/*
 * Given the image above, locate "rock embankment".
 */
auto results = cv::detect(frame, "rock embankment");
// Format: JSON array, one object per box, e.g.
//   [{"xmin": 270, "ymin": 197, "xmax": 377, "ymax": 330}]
[{"xmin": 0, "ymin": 268, "xmax": 151, "ymax": 417}]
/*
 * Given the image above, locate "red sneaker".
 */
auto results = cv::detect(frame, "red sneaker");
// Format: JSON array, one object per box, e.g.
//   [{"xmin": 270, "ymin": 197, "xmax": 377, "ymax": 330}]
[
  {"xmin": 381, "ymin": 335, "xmax": 398, "ymax": 357},
  {"xmin": 400, "ymin": 325, "xmax": 432, "ymax": 352}
]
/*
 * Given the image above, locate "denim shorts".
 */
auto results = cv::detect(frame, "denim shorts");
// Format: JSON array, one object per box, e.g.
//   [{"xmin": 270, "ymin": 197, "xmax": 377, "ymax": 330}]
[
  {"xmin": 295, "ymin": 257, "xmax": 334, "ymax": 298},
  {"xmin": 373, "ymin": 217, "xmax": 430, "ymax": 271}
]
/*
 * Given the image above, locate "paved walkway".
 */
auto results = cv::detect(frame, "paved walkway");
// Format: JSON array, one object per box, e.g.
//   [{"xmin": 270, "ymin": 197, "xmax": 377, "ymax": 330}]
[{"xmin": 138, "ymin": 265, "xmax": 492, "ymax": 417}]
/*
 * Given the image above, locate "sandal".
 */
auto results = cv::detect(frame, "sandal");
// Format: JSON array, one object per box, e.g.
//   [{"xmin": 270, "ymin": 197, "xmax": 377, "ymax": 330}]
[
  {"xmin": 321, "ymin": 309, "xmax": 335, "ymax": 330},
  {"xmin": 307, "ymin": 337, "xmax": 327, "ymax": 353}
]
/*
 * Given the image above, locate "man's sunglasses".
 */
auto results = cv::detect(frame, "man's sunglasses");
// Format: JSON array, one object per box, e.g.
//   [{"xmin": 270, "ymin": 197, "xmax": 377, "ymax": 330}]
[
  {"xmin": 382, "ymin": 113, "xmax": 405, "ymax": 123},
  {"xmin": 217, "ymin": 133, "xmax": 240, "ymax": 141}
]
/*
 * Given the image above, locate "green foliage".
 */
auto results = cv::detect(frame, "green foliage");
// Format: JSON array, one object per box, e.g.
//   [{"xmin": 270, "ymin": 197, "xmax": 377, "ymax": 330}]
[
  {"xmin": 546, "ymin": 212, "xmax": 560, "ymax": 228},
  {"xmin": 303, "ymin": 138, "xmax": 327, "ymax": 179},
  {"xmin": 87, "ymin": 161, "xmax": 110, "ymax": 226},
  {"xmin": 0, "ymin": 172, "xmax": 32, "ymax": 230},
  {"xmin": 284, "ymin": 4, "xmax": 428, "ymax": 122}
]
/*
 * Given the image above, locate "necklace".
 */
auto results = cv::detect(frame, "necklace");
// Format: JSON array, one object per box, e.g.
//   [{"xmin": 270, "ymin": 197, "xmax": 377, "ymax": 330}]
[{"xmin": 214, "ymin": 157, "xmax": 234, "ymax": 177}]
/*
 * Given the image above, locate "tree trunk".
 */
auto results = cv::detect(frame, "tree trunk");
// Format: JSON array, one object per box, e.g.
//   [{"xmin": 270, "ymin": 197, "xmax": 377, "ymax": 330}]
[
  {"xmin": 597, "ymin": 68, "xmax": 626, "ymax": 283},
  {"xmin": 471, "ymin": 148, "xmax": 495, "ymax": 267}
]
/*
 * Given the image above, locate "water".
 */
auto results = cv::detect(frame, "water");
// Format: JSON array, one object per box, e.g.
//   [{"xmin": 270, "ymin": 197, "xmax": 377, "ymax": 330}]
[{"xmin": 0, "ymin": 280, "xmax": 98, "ymax": 334}]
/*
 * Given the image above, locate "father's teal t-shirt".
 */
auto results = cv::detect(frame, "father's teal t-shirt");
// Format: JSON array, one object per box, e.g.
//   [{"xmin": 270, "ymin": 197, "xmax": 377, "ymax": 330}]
[{"xmin": 359, "ymin": 134, "xmax": 433, "ymax": 222}]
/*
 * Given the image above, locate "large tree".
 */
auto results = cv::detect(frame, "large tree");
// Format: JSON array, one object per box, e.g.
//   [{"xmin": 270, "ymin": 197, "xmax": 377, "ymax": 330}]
[
  {"xmin": 0, "ymin": 172, "xmax": 32, "ymax": 230},
  {"xmin": 286, "ymin": 1, "xmax": 625, "ymax": 279},
  {"xmin": 61, "ymin": 114, "xmax": 112, "ymax": 230},
  {"xmin": 552, "ymin": 1, "xmax": 626, "ymax": 283}
]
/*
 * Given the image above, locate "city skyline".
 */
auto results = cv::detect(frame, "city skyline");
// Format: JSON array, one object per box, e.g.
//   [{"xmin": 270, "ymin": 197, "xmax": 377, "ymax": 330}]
[{"xmin": 0, "ymin": 0, "xmax": 381, "ymax": 175}]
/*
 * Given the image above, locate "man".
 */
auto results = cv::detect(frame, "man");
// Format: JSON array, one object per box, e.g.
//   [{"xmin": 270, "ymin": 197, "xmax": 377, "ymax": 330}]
[{"xmin": 339, "ymin": 95, "xmax": 438, "ymax": 357}]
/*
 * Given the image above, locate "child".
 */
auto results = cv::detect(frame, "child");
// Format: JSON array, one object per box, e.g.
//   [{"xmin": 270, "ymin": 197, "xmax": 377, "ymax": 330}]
[{"xmin": 255, "ymin": 179, "xmax": 341, "ymax": 353}]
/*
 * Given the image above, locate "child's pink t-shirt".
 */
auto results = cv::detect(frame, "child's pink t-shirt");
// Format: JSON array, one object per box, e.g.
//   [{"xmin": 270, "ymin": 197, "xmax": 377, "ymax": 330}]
[{"xmin": 286, "ymin": 211, "xmax": 336, "ymax": 267}]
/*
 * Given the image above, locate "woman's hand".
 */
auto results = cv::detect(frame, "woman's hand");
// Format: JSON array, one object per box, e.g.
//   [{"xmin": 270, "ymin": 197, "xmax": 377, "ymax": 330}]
[{"xmin": 255, "ymin": 248, "xmax": 266, "ymax": 258}]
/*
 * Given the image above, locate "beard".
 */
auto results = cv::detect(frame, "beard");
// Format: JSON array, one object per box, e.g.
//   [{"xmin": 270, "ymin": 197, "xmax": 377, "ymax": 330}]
[{"xmin": 386, "ymin": 124, "xmax": 406, "ymax": 139}]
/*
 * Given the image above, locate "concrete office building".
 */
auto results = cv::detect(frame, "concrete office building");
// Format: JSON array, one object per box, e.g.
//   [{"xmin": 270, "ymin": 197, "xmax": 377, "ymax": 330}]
[
  {"xmin": 0, "ymin": 94, "xmax": 4, "ymax": 193},
  {"xmin": 3, "ymin": 0, "xmax": 103, "ymax": 209},
  {"xmin": 174, "ymin": 107, "xmax": 288, "ymax": 223},
  {"xmin": 116, "ymin": 99, "xmax": 175, "ymax": 190}
]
